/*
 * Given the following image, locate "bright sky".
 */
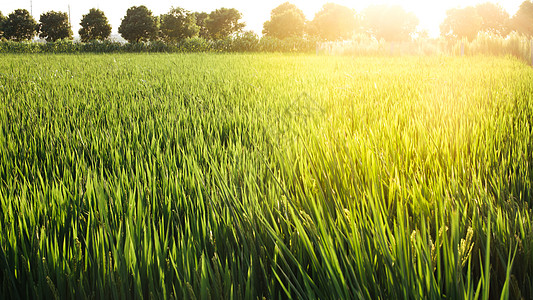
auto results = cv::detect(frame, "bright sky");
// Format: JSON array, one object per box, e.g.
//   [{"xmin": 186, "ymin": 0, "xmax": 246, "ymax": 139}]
[{"xmin": 0, "ymin": 0, "xmax": 525, "ymax": 38}]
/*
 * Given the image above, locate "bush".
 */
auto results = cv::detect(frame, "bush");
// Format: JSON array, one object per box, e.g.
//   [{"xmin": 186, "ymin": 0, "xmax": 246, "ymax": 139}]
[
  {"xmin": 258, "ymin": 36, "xmax": 316, "ymax": 53},
  {"xmin": 178, "ymin": 37, "xmax": 212, "ymax": 52},
  {"xmin": 81, "ymin": 40, "xmax": 124, "ymax": 53},
  {"xmin": 0, "ymin": 41, "xmax": 41, "ymax": 53},
  {"xmin": 258, "ymin": 36, "xmax": 283, "ymax": 52},
  {"xmin": 41, "ymin": 39, "xmax": 80, "ymax": 53},
  {"xmin": 212, "ymin": 36, "xmax": 233, "ymax": 52},
  {"xmin": 0, "ymin": 34, "xmax": 527, "ymax": 58},
  {"xmin": 231, "ymin": 31, "xmax": 259, "ymax": 52}
]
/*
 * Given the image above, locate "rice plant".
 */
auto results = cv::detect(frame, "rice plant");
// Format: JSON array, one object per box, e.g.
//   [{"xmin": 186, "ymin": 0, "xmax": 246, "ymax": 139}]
[{"xmin": 0, "ymin": 53, "xmax": 531, "ymax": 299}]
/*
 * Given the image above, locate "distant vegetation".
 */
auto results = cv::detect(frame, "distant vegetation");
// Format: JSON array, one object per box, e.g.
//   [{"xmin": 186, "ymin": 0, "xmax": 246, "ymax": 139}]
[
  {"xmin": 0, "ymin": 1, "xmax": 532, "ymax": 49},
  {"xmin": 0, "ymin": 36, "xmax": 318, "ymax": 53}
]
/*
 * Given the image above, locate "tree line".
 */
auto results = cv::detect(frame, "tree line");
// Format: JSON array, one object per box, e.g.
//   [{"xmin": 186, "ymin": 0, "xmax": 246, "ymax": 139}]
[
  {"xmin": 0, "ymin": 1, "xmax": 532, "ymax": 44},
  {"xmin": 441, "ymin": 1, "xmax": 533, "ymax": 41}
]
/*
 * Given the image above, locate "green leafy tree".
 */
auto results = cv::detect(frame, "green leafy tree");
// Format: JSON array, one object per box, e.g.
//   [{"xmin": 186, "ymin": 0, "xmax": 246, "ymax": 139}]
[
  {"xmin": 39, "ymin": 11, "xmax": 72, "ymax": 42},
  {"xmin": 263, "ymin": 2, "xmax": 306, "ymax": 39},
  {"xmin": 363, "ymin": 5, "xmax": 419, "ymax": 42},
  {"xmin": 512, "ymin": 1, "xmax": 533, "ymax": 37},
  {"xmin": 0, "ymin": 11, "xmax": 6, "ymax": 38},
  {"xmin": 475, "ymin": 2, "xmax": 510, "ymax": 36},
  {"xmin": 193, "ymin": 12, "xmax": 210, "ymax": 39},
  {"xmin": 3, "ymin": 9, "xmax": 38, "ymax": 41},
  {"xmin": 119, "ymin": 5, "xmax": 158, "ymax": 43},
  {"xmin": 79, "ymin": 8, "xmax": 112, "ymax": 42},
  {"xmin": 440, "ymin": 7, "xmax": 483, "ymax": 41},
  {"xmin": 308, "ymin": 3, "xmax": 357, "ymax": 41},
  {"xmin": 160, "ymin": 7, "xmax": 199, "ymax": 43},
  {"xmin": 206, "ymin": 8, "xmax": 245, "ymax": 40}
]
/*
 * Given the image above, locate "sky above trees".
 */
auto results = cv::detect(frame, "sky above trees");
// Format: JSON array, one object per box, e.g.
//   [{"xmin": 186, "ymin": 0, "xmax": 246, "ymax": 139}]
[{"xmin": 0, "ymin": 0, "xmax": 525, "ymax": 38}]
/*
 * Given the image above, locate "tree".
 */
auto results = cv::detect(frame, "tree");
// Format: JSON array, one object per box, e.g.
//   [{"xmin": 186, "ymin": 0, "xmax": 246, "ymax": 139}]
[
  {"xmin": 39, "ymin": 11, "xmax": 72, "ymax": 42},
  {"xmin": 0, "ymin": 11, "xmax": 6, "ymax": 38},
  {"xmin": 475, "ymin": 2, "xmax": 510, "ymax": 36},
  {"xmin": 512, "ymin": 1, "xmax": 533, "ymax": 37},
  {"xmin": 194, "ymin": 12, "xmax": 210, "ymax": 39},
  {"xmin": 160, "ymin": 7, "xmax": 199, "ymax": 43},
  {"xmin": 3, "ymin": 9, "xmax": 38, "ymax": 41},
  {"xmin": 119, "ymin": 6, "xmax": 158, "ymax": 43},
  {"xmin": 308, "ymin": 3, "xmax": 357, "ymax": 41},
  {"xmin": 363, "ymin": 5, "xmax": 419, "ymax": 42},
  {"xmin": 79, "ymin": 8, "xmax": 112, "ymax": 42},
  {"xmin": 440, "ymin": 7, "xmax": 483, "ymax": 41},
  {"xmin": 205, "ymin": 8, "xmax": 245, "ymax": 40},
  {"xmin": 263, "ymin": 2, "xmax": 306, "ymax": 39}
]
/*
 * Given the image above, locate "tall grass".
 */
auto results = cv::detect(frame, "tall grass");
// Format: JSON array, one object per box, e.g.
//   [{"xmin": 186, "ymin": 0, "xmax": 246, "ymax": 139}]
[
  {"xmin": 316, "ymin": 33, "xmax": 532, "ymax": 64},
  {"xmin": 451, "ymin": 32, "xmax": 533, "ymax": 62},
  {"xmin": 0, "ymin": 54, "xmax": 532, "ymax": 298},
  {"xmin": 317, "ymin": 35, "xmax": 445, "ymax": 56}
]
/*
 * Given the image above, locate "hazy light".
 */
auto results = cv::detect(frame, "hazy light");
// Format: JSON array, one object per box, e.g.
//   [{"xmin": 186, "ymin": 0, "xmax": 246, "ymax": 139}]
[{"xmin": 0, "ymin": 0, "xmax": 524, "ymax": 38}]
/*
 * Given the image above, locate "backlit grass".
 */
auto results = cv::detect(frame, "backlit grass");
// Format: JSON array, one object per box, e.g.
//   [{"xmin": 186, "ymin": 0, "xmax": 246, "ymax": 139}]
[{"xmin": 0, "ymin": 53, "xmax": 532, "ymax": 299}]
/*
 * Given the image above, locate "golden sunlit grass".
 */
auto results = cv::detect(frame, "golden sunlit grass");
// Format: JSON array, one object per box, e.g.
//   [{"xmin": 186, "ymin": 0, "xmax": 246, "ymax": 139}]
[{"xmin": 0, "ymin": 53, "xmax": 532, "ymax": 298}]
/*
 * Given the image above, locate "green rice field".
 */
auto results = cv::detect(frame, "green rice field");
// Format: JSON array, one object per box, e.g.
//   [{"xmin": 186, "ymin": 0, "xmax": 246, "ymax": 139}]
[{"xmin": 0, "ymin": 53, "xmax": 532, "ymax": 299}]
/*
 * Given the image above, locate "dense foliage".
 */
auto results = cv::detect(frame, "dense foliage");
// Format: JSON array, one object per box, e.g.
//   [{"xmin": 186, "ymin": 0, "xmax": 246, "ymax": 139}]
[
  {"xmin": 38, "ymin": 11, "xmax": 72, "ymax": 42},
  {"xmin": 3, "ymin": 1, "xmax": 531, "ymax": 45},
  {"xmin": 0, "ymin": 36, "xmax": 317, "ymax": 54},
  {"xmin": 0, "ymin": 54, "xmax": 532, "ymax": 299},
  {"xmin": 512, "ymin": 0, "xmax": 533, "ymax": 37},
  {"xmin": 0, "ymin": 11, "xmax": 6, "ymax": 38},
  {"xmin": 2, "ymin": 9, "xmax": 37, "ymax": 41},
  {"xmin": 307, "ymin": 3, "xmax": 357, "ymax": 41},
  {"xmin": 159, "ymin": 7, "xmax": 199, "ymax": 43},
  {"xmin": 193, "ymin": 12, "xmax": 210, "ymax": 40},
  {"xmin": 205, "ymin": 8, "xmax": 245, "ymax": 40},
  {"xmin": 0, "ymin": 1, "xmax": 531, "ymax": 45},
  {"xmin": 440, "ymin": 4, "xmax": 513, "ymax": 41},
  {"xmin": 79, "ymin": 8, "xmax": 112, "ymax": 42},
  {"xmin": 118, "ymin": 5, "xmax": 158, "ymax": 43},
  {"xmin": 475, "ymin": 2, "xmax": 510, "ymax": 36},
  {"xmin": 441, "ymin": 7, "xmax": 484, "ymax": 41},
  {"xmin": 262, "ymin": 2, "xmax": 306, "ymax": 40}
]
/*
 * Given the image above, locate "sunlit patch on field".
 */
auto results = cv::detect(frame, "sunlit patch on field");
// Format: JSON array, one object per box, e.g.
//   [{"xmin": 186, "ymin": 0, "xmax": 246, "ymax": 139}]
[{"xmin": 0, "ymin": 53, "xmax": 532, "ymax": 298}]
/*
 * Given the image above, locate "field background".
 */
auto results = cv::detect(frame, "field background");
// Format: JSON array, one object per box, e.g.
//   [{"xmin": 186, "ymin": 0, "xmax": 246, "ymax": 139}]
[{"xmin": 0, "ymin": 53, "xmax": 532, "ymax": 299}]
